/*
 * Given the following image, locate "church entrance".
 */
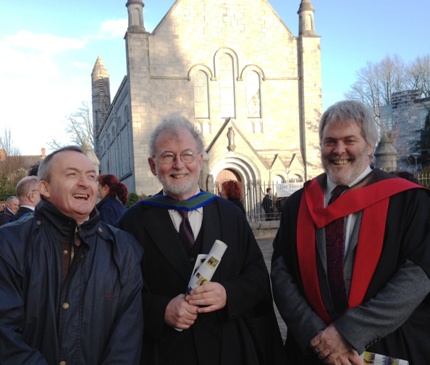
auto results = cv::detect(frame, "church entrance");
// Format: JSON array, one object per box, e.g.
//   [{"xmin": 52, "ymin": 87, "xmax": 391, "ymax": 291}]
[
  {"xmin": 211, "ymin": 159, "xmax": 263, "ymax": 220},
  {"xmin": 215, "ymin": 168, "xmax": 247, "ymax": 213},
  {"xmin": 215, "ymin": 168, "xmax": 243, "ymax": 196}
]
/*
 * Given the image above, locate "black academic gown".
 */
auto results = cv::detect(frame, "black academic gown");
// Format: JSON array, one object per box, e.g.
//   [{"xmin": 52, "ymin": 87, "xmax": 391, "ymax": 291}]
[
  {"xmin": 118, "ymin": 195, "xmax": 284, "ymax": 365},
  {"xmin": 272, "ymin": 169, "xmax": 430, "ymax": 365}
]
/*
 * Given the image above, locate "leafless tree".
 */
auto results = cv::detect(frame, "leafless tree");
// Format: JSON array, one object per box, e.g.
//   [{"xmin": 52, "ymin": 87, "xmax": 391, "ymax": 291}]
[
  {"xmin": 0, "ymin": 129, "xmax": 26, "ymax": 200},
  {"xmin": 345, "ymin": 61, "xmax": 382, "ymax": 121},
  {"xmin": 0, "ymin": 128, "xmax": 21, "ymax": 156},
  {"xmin": 379, "ymin": 54, "xmax": 407, "ymax": 104},
  {"xmin": 406, "ymin": 55, "xmax": 430, "ymax": 98},
  {"xmin": 48, "ymin": 102, "xmax": 94, "ymax": 150},
  {"xmin": 345, "ymin": 55, "xmax": 406, "ymax": 123}
]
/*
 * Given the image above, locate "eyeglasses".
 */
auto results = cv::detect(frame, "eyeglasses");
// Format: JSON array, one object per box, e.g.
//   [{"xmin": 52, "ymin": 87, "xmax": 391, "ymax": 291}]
[{"xmin": 155, "ymin": 151, "xmax": 200, "ymax": 165}]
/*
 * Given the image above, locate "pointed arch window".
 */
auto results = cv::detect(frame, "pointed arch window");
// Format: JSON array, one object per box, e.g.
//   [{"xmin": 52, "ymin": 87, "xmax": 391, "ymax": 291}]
[
  {"xmin": 193, "ymin": 70, "xmax": 209, "ymax": 118},
  {"xmin": 218, "ymin": 53, "xmax": 236, "ymax": 118},
  {"xmin": 246, "ymin": 71, "xmax": 261, "ymax": 118}
]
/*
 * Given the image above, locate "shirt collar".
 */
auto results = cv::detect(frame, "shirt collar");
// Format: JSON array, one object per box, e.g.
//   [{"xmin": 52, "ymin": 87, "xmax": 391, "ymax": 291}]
[{"xmin": 326, "ymin": 166, "xmax": 372, "ymax": 193}]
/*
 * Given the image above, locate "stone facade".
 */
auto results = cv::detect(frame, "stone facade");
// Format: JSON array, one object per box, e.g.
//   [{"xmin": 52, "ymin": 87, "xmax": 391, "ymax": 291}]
[
  {"xmin": 380, "ymin": 90, "xmax": 430, "ymax": 169},
  {"xmin": 92, "ymin": 0, "xmax": 322, "ymax": 211}
]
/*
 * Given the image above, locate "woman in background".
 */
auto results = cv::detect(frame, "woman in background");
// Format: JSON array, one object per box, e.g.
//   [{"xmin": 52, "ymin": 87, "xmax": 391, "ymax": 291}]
[
  {"xmin": 220, "ymin": 180, "xmax": 246, "ymax": 215},
  {"xmin": 96, "ymin": 174, "xmax": 128, "ymax": 225}
]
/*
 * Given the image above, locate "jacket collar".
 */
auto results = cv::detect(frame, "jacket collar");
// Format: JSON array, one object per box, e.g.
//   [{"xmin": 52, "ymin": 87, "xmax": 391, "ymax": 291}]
[
  {"xmin": 142, "ymin": 198, "xmax": 221, "ymax": 282},
  {"xmin": 35, "ymin": 198, "xmax": 100, "ymax": 239}
]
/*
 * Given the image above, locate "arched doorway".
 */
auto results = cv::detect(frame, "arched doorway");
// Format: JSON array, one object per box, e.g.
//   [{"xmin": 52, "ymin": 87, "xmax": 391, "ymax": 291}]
[
  {"xmin": 215, "ymin": 168, "xmax": 248, "ymax": 213},
  {"xmin": 215, "ymin": 168, "xmax": 243, "ymax": 195},
  {"xmin": 211, "ymin": 156, "xmax": 261, "ymax": 220}
]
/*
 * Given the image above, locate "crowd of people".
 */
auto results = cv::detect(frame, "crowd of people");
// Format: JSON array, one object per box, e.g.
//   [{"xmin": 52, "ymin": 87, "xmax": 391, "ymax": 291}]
[{"xmin": 0, "ymin": 100, "xmax": 429, "ymax": 365}]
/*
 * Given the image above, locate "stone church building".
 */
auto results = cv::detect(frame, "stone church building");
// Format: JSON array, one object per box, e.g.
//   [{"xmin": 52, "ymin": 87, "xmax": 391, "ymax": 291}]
[{"xmin": 91, "ymin": 0, "xmax": 322, "ymax": 212}]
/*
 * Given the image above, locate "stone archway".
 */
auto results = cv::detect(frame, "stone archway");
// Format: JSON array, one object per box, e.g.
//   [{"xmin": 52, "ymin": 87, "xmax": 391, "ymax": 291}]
[
  {"xmin": 211, "ymin": 155, "xmax": 263, "ymax": 220},
  {"xmin": 215, "ymin": 168, "xmax": 243, "ymax": 195},
  {"xmin": 215, "ymin": 167, "xmax": 249, "ymax": 213}
]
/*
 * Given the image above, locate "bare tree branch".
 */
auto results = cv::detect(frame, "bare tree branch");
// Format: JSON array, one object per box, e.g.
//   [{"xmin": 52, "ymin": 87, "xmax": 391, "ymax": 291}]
[
  {"xmin": 47, "ymin": 101, "xmax": 94, "ymax": 150},
  {"xmin": 0, "ymin": 128, "xmax": 21, "ymax": 156},
  {"xmin": 407, "ymin": 55, "xmax": 430, "ymax": 98},
  {"xmin": 345, "ymin": 55, "xmax": 406, "ymax": 123}
]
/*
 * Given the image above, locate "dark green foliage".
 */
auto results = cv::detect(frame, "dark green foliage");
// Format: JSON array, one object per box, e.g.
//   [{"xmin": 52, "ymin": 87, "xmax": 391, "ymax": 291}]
[
  {"xmin": 127, "ymin": 192, "xmax": 147, "ymax": 207},
  {"xmin": 0, "ymin": 175, "xmax": 16, "ymax": 202}
]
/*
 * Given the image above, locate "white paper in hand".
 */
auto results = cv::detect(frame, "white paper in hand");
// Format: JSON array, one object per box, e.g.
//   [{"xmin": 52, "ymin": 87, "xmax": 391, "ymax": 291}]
[
  {"xmin": 186, "ymin": 239, "xmax": 227, "ymax": 295},
  {"xmin": 174, "ymin": 240, "xmax": 228, "ymax": 332}
]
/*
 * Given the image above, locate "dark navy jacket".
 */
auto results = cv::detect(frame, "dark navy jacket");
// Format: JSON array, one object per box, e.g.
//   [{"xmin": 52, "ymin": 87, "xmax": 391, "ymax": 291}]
[
  {"xmin": 96, "ymin": 194, "xmax": 127, "ymax": 225},
  {"xmin": 0, "ymin": 199, "xmax": 143, "ymax": 364}
]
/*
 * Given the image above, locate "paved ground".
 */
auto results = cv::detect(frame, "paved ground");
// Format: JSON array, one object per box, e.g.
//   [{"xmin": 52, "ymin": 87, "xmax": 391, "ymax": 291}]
[{"xmin": 256, "ymin": 237, "xmax": 288, "ymax": 341}]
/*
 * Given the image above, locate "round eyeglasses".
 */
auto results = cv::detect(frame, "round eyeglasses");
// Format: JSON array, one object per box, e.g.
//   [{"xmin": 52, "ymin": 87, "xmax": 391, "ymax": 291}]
[{"xmin": 156, "ymin": 151, "xmax": 200, "ymax": 165}]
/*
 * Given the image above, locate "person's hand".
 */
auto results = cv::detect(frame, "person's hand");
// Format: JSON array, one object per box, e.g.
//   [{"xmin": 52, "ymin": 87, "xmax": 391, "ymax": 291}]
[
  {"xmin": 164, "ymin": 294, "xmax": 198, "ymax": 329},
  {"xmin": 186, "ymin": 282, "xmax": 227, "ymax": 313},
  {"xmin": 310, "ymin": 324, "xmax": 364, "ymax": 365}
]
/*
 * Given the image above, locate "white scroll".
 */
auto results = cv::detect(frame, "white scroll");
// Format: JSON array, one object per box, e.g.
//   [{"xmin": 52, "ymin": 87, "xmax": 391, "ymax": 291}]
[
  {"xmin": 175, "ymin": 239, "xmax": 228, "ymax": 332},
  {"xmin": 186, "ymin": 239, "xmax": 227, "ymax": 295}
]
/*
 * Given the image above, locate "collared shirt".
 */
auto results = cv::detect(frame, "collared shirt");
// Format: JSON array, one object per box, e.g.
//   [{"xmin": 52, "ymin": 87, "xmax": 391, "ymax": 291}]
[
  {"xmin": 325, "ymin": 166, "xmax": 372, "ymax": 256},
  {"xmin": 165, "ymin": 189, "xmax": 204, "ymax": 239},
  {"xmin": 20, "ymin": 205, "xmax": 35, "ymax": 211}
]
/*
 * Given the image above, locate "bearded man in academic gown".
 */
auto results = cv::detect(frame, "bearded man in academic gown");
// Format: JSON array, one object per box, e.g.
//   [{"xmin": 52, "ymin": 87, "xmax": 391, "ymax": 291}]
[
  {"xmin": 271, "ymin": 100, "xmax": 430, "ymax": 365},
  {"xmin": 117, "ymin": 114, "xmax": 284, "ymax": 365}
]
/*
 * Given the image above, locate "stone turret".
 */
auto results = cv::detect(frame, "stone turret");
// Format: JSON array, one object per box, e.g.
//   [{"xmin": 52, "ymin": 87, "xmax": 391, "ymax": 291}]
[
  {"xmin": 91, "ymin": 56, "xmax": 111, "ymax": 150},
  {"xmin": 125, "ymin": 0, "xmax": 151, "ymax": 194},
  {"xmin": 374, "ymin": 133, "xmax": 398, "ymax": 171},
  {"xmin": 126, "ymin": 0, "xmax": 145, "ymax": 31},
  {"xmin": 298, "ymin": 0, "xmax": 316, "ymax": 36},
  {"xmin": 297, "ymin": 0, "xmax": 321, "ymax": 180}
]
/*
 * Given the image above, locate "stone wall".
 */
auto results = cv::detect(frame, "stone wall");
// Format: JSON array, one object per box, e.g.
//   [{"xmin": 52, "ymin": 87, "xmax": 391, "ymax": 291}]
[{"xmin": 94, "ymin": 0, "xmax": 322, "ymax": 196}]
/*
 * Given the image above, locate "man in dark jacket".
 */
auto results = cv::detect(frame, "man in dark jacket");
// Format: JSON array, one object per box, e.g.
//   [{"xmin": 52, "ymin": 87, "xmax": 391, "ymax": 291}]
[
  {"xmin": 0, "ymin": 195, "xmax": 19, "ymax": 225},
  {"xmin": 118, "ymin": 114, "xmax": 284, "ymax": 365},
  {"xmin": 11, "ymin": 175, "xmax": 41, "ymax": 221},
  {"xmin": 261, "ymin": 188, "xmax": 274, "ymax": 221},
  {"xmin": 0, "ymin": 146, "xmax": 144, "ymax": 365}
]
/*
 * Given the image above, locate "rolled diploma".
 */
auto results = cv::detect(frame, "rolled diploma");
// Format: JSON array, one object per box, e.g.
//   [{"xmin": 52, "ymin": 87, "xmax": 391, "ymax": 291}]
[
  {"xmin": 186, "ymin": 239, "xmax": 227, "ymax": 295},
  {"xmin": 174, "ymin": 239, "xmax": 228, "ymax": 332}
]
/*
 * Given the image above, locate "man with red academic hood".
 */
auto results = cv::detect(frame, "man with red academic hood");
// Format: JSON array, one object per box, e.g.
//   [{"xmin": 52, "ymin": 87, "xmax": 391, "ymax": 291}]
[{"xmin": 271, "ymin": 100, "xmax": 430, "ymax": 365}]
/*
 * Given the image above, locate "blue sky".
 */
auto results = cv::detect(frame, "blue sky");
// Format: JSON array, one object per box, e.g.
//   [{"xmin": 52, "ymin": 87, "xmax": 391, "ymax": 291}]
[{"xmin": 1, "ymin": 0, "xmax": 429, "ymax": 155}]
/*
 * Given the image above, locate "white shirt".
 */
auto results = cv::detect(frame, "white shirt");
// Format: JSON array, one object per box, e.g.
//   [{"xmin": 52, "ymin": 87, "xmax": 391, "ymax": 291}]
[
  {"xmin": 165, "ymin": 189, "xmax": 204, "ymax": 239},
  {"xmin": 19, "ymin": 205, "xmax": 35, "ymax": 211}
]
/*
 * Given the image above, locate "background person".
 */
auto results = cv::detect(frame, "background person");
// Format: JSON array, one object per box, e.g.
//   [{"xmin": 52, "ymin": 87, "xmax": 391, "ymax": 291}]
[
  {"xmin": 118, "ymin": 114, "xmax": 284, "ymax": 365},
  {"xmin": 261, "ymin": 187, "xmax": 274, "ymax": 220},
  {"xmin": 96, "ymin": 173, "xmax": 128, "ymax": 225},
  {"xmin": 0, "ymin": 195, "xmax": 19, "ymax": 225},
  {"xmin": 390, "ymin": 170, "xmax": 419, "ymax": 184},
  {"xmin": 12, "ymin": 175, "xmax": 41, "ymax": 221},
  {"xmin": 220, "ymin": 179, "xmax": 246, "ymax": 215},
  {"xmin": 271, "ymin": 100, "xmax": 430, "ymax": 365},
  {"xmin": 0, "ymin": 146, "xmax": 144, "ymax": 364}
]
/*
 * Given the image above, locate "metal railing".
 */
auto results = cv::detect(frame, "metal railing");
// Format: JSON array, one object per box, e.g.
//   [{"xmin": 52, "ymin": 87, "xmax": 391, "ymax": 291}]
[
  {"xmin": 242, "ymin": 181, "xmax": 302, "ymax": 222},
  {"xmin": 244, "ymin": 173, "xmax": 430, "ymax": 222},
  {"xmin": 418, "ymin": 173, "xmax": 430, "ymax": 188}
]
